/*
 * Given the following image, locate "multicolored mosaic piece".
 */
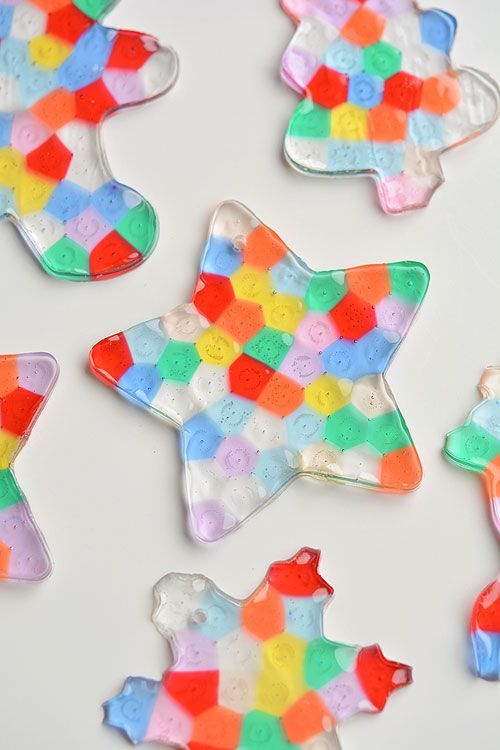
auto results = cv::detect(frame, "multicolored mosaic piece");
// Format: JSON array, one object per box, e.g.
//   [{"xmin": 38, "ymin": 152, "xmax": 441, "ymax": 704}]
[
  {"xmin": 445, "ymin": 367, "xmax": 500, "ymax": 681},
  {"xmin": 0, "ymin": 352, "xmax": 58, "ymax": 581},
  {"xmin": 0, "ymin": 0, "xmax": 178, "ymax": 280},
  {"xmin": 90, "ymin": 201, "xmax": 429, "ymax": 543},
  {"xmin": 104, "ymin": 548, "xmax": 412, "ymax": 748},
  {"xmin": 281, "ymin": 0, "xmax": 500, "ymax": 213}
]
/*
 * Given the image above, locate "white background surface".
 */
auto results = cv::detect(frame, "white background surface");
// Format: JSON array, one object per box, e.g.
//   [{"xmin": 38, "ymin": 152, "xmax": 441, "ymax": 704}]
[{"xmin": 1, "ymin": 1, "xmax": 499, "ymax": 748}]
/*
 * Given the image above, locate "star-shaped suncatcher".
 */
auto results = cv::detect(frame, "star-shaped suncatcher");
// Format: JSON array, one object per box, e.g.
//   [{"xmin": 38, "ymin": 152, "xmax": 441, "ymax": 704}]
[
  {"xmin": 0, "ymin": 352, "xmax": 58, "ymax": 581},
  {"xmin": 445, "ymin": 367, "xmax": 500, "ymax": 681},
  {"xmin": 104, "ymin": 548, "xmax": 412, "ymax": 748},
  {"xmin": 90, "ymin": 201, "xmax": 428, "ymax": 543},
  {"xmin": 280, "ymin": 0, "xmax": 500, "ymax": 213},
  {"xmin": 0, "ymin": 0, "xmax": 178, "ymax": 280}
]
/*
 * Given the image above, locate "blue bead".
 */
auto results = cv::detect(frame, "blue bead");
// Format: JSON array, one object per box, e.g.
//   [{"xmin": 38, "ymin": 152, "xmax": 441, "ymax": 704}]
[
  {"xmin": 471, "ymin": 400, "xmax": 500, "ymax": 440},
  {"xmin": 285, "ymin": 405, "xmax": 325, "ymax": 449},
  {"xmin": 206, "ymin": 395, "xmax": 254, "ymax": 436},
  {"xmin": 104, "ymin": 677, "xmax": 159, "ymax": 744},
  {"xmin": 0, "ymin": 113, "xmax": 13, "ymax": 148},
  {"xmin": 271, "ymin": 252, "xmax": 310, "ymax": 297},
  {"xmin": 357, "ymin": 328, "xmax": 398, "ymax": 374},
  {"xmin": 124, "ymin": 320, "xmax": 168, "ymax": 365},
  {"xmin": 201, "ymin": 236, "xmax": 242, "ymax": 277},
  {"xmin": 0, "ymin": 6, "xmax": 14, "ymax": 39},
  {"xmin": 181, "ymin": 413, "xmax": 224, "ymax": 461},
  {"xmin": 198, "ymin": 587, "xmax": 241, "ymax": 640},
  {"xmin": 255, "ymin": 447, "xmax": 297, "ymax": 493},
  {"xmin": 0, "ymin": 37, "xmax": 29, "ymax": 75},
  {"xmin": 408, "ymin": 110, "xmax": 445, "ymax": 150},
  {"xmin": 118, "ymin": 363, "xmax": 163, "ymax": 405},
  {"xmin": 322, "ymin": 339, "xmax": 363, "ymax": 380},
  {"xmin": 420, "ymin": 10, "xmax": 457, "ymax": 55},
  {"xmin": 58, "ymin": 24, "xmax": 114, "ymax": 91},
  {"xmin": 46, "ymin": 180, "xmax": 91, "ymax": 221},
  {"xmin": 284, "ymin": 596, "xmax": 323, "ymax": 640},
  {"xmin": 348, "ymin": 73, "xmax": 384, "ymax": 109},
  {"xmin": 18, "ymin": 68, "xmax": 58, "ymax": 108},
  {"xmin": 369, "ymin": 143, "xmax": 405, "ymax": 178},
  {"xmin": 471, "ymin": 630, "xmax": 500, "ymax": 681},
  {"xmin": 92, "ymin": 181, "xmax": 131, "ymax": 224}
]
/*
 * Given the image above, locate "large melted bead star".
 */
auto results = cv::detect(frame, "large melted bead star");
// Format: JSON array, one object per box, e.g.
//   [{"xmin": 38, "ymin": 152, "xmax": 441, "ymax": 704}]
[
  {"xmin": 445, "ymin": 367, "xmax": 500, "ymax": 681},
  {"xmin": 0, "ymin": 0, "xmax": 178, "ymax": 280},
  {"xmin": 103, "ymin": 548, "xmax": 412, "ymax": 748},
  {"xmin": 0, "ymin": 352, "xmax": 58, "ymax": 581},
  {"xmin": 280, "ymin": 0, "xmax": 500, "ymax": 214},
  {"xmin": 90, "ymin": 201, "xmax": 429, "ymax": 543}
]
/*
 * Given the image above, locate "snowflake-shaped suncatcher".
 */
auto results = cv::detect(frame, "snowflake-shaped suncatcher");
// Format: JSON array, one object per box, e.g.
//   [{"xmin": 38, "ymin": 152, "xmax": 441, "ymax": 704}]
[
  {"xmin": 445, "ymin": 367, "xmax": 500, "ymax": 681},
  {"xmin": 0, "ymin": 352, "xmax": 58, "ymax": 581},
  {"xmin": 90, "ymin": 201, "xmax": 429, "ymax": 543},
  {"xmin": 0, "ymin": 0, "xmax": 178, "ymax": 280},
  {"xmin": 104, "ymin": 548, "xmax": 412, "ymax": 748},
  {"xmin": 281, "ymin": 0, "xmax": 500, "ymax": 213}
]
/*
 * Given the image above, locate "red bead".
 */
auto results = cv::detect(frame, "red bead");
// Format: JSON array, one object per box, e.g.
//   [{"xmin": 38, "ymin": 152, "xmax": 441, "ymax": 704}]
[
  {"xmin": 384, "ymin": 71, "xmax": 423, "ymax": 112},
  {"xmin": 89, "ymin": 332, "xmax": 133, "ymax": 386},
  {"xmin": 1, "ymin": 388, "xmax": 43, "ymax": 436},
  {"xmin": 229, "ymin": 354, "xmax": 274, "ymax": 401},
  {"xmin": 356, "ymin": 645, "xmax": 412, "ymax": 711},
  {"xmin": 163, "ymin": 671, "xmax": 219, "ymax": 717},
  {"xmin": 107, "ymin": 30, "xmax": 155, "ymax": 70},
  {"xmin": 89, "ymin": 231, "xmax": 141, "ymax": 278},
  {"xmin": 306, "ymin": 66, "xmax": 348, "ymax": 109},
  {"xmin": 193, "ymin": 273, "xmax": 235, "ymax": 323},
  {"xmin": 74, "ymin": 80, "xmax": 117, "ymax": 124},
  {"xmin": 26, "ymin": 135, "xmax": 73, "ymax": 181},
  {"xmin": 329, "ymin": 291, "xmax": 376, "ymax": 340},
  {"xmin": 47, "ymin": 5, "xmax": 93, "ymax": 44},
  {"xmin": 267, "ymin": 548, "xmax": 334, "ymax": 597},
  {"xmin": 471, "ymin": 578, "xmax": 500, "ymax": 632}
]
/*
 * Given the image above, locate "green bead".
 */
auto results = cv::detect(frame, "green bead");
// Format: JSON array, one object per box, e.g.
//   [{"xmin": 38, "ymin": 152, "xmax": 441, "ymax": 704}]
[
  {"xmin": 0, "ymin": 470, "xmax": 22, "ymax": 511},
  {"xmin": 326, "ymin": 404, "xmax": 369, "ymax": 449},
  {"xmin": 116, "ymin": 200, "xmax": 158, "ymax": 256},
  {"xmin": 241, "ymin": 711, "xmax": 294, "ymax": 750},
  {"xmin": 72, "ymin": 0, "xmax": 117, "ymax": 20},
  {"xmin": 389, "ymin": 262, "xmax": 430, "ymax": 304},
  {"xmin": 363, "ymin": 42, "xmax": 402, "ymax": 79},
  {"xmin": 288, "ymin": 100, "xmax": 332, "ymax": 139},
  {"xmin": 304, "ymin": 638, "xmax": 357, "ymax": 689},
  {"xmin": 157, "ymin": 341, "xmax": 201, "ymax": 383},
  {"xmin": 41, "ymin": 237, "xmax": 90, "ymax": 280},
  {"xmin": 445, "ymin": 423, "xmax": 500, "ymax": 472},
  {"xmin": 244, "ymin": 327, "xmax": 293, "ymax": 370},
  {"xmin": 305, "ymin": 271, "xmax": 347, "ymax": 312},
  {"xmin": 368, "ymin": 410, "xmax": 412, "ymax": 454}
]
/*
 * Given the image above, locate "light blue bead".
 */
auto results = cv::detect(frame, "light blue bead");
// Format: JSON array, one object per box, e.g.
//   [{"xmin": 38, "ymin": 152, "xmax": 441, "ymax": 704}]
[
  {"xmin": 284, "ymin": 596, "xmax": 323, "ymax": 640},
  {"xmin": 125, "ymin": 320, "xmax": 168, "ymax": 365},
  {"xmin": 58, "ymin": 24, "xmax": 114, "ymax": 91},
  {"xmin": 285, "ymin": 406, "xmax": 325, "ymax": 449},
  {"xmin": 471, "ymin": 630, "xmax": 500, "ymax": 681},
  {"xmin": 324, "ymin": 39, "xmax": 363, "ymax": 76},
  {"xmin": 420, "ymin": 10, "xmax": 457, "ymax": 55},
  {"xmin": 118, "ymin": 363, "xmax": 163, "ymax": 405},
  {"xmin": 198, "ymin": 587, "xmax": 241, "ymax": 640},
  {"xmin": 369, "ymin": 143, "xmax": 405, "ymax": 178},
  {"xmin": 348, "ymin": 73, "xmax": 384, "ymax": 109},
  {"xmin": 471, "ymin": 400, "xmax": 500, "ymax": 441},
  {"xmin": 0, "ymin": 186, "xmax": 12, "ymax": 214},
  {"xmin": 207, "ymin": 395, "xmax": 254, "ymax": 436},
  {"xmin": 201, "ymin": 236, "xmax": 242, "ymax": 277},
  {"xmin": 408, "ymin": 110, "xmax": 445, "ymax": 150},
  {"xmin": 271, "ymin": 252, "xmax": 310, "ymax": 297},
  {"xmin": 0, "ymin": 6, "xmax": 14, "ymax": 40},
  {"xmin": 0, "ymin": 37, "xmax": 29, "ymax": 75},
  {"xmin": 328, "ymin": 140, "xmax": 372, "ymax": 173},
  {"xmin": 92, "ymin": 181, "xmax": 131, "ymax": 224},
  {"xmin": 46, "ymin": 180, "xmax": 91, "ymax": 221},
  {"xmin": 255, "ymin": 447, "xmax": 297, "ymax": 493},
  {"xmin": 18, "ymin": 67, "xmax": 58, "ymax": 108},
  {"xmin": 104, "ymin": 677, "xmax": 159, "ymax": 744},
  {"xmin": 181, "ymin": 413, "xmax": 224, "ymax": 461},
  {"xmin": 0, "ymin": 113, "xmax": 13, "ymax": 147}
]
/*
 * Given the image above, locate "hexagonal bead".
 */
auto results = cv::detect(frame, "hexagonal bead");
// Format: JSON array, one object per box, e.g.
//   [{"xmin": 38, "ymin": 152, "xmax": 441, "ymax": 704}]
[
  {"xmin": 254, "ymin": 447, "xmax": 299, "ymax": 494},
  {"xmin": 215, "ymin": 435, "xmax": 258, "ymax": 477},
  {"xmin": 304, "ymin": 638, "xmax": 358, "ymax": 690},
  {"xmin": 367, "ymin": 409, "xmax": 411, "ymax": 454},
  {"xmin": 193, "ymin": 273, "xmax": 235, "ymax": 324},
  {"xmin": 217, "ymin": 628, "xmax": 262, "ymax": 672},
  {"xmin": 241, "ymin": 711, "xmax": 291, "ymax": 750},
  {"xmin": 305, "ymin": 375, "xmax": 352, "ymax": 417},
  {"xmin": 324, "ymin": 38, "xmax": 363, "ymax": 76},
  {"xmin": 305, "ymin": 271, "xmax": 346, "ymax": 313},
  {"xmin": 262, "ymin": 293, "xmax": 306, "ymax": 335},
  {"xmin": 325, "ymin": 404, "xmax": 369, "ymax": 449},
  {"xmin": 257, "ymin": 372, "xmax": 305, "ymax": 418},
  {"xmin": 217, "ymin": 299, "xmax": 265, "ymax": 344},
  {"xmin": 322, "ymin": 339, "xmax": 363, "ymax": 381},
  {"xmin": 295, "ymin": 313, "xmax": 338, "ymax": 352},
  {"xmin": 191, "ymin": 706, "xmax": 242, "ymax": 749},
  {"xmin": 157, "ymin": 340, "xmax": 201, "ymax": 383},
  {"xmin": 341, "ymin": 6, "xmax": 386, "ymax": 47},
  {"xmin": 181, "ymin": 413, "xmax": 224, "ymax": 461},
  {"xmin": 351, "ymin": 375, "xmax": 396, "ymax": 418},
  {"xmin": 376, "ymin": 295, "xmax": 416, "ymax": 338},
  {"xmin": 244, "ymin": 326, "xmax": 294, "ymax": 370},
  {"xmin": 384, "ymin": 71, "xmax": 423, "ymax": 112},
  {"xmin": 124, "ymin": 320, "xmax": 168, "ymax": 365},
  {"xmin": 285, "ymin": 405, "xmax": 326, "ymax": 449},
  {"xmin": 218, "ymin": 669, "xmax": 259, "ymax": 714},
  {"xmin": 271, "ymin": 253, "xmax": 310, "ymax": 298},
  {"xmin": 348, "ymin": 72, "xmax": 384, "ymax": 109},
  {"xmin": 284, "ymin": 595, "xmax": 324, "ymax": 640},
  {"xmin": 329, "ymin": 291, "xmax": 376, "ymax": 341},
  {"xmin": 206, "ymin": 395, "xmax": 254, "ymax": 436},
  {"xmin": 195, "ymin": 326, "xmax": 241, "ymax": 367},
  {"xmin": 331, "ymin": 103, "xmax": 369, "ymax": 141},
  {"xmin": 388, "ymin": 261, "xmax": 430, "ymax": 304},
  {"xmin": 363, "ymin": 41, "xmax": 402, "ymax": 79},
  {"xmin": 445, "ymin": 423, "xmax": 500, "ymax": 472},
  {"xmin": 231, "ymin": 266, "xmax": 273, "ymax": 305},
  {"xmin": 161, "ymin": 304, "xmax": 208, "ymax": 343},
  {"xmin": 243, "ymin": 406, "xmax": 287, "ymax": 451},
  {"xmin": 256, "ymin": 632, "xmax": 308, "ymax": 715},
  {"xmin": 368, "ymin": 103, "xmax": 408, "ymax": 142},
  {"xmin": 279, "ymin": 343, "xmax": 324, "ymax": 387},
  {"xmin": 242, "ymin": 582, "xmax": 285, "ymax": 641},
  {"xmin": 12, "ymin": 3, "xmax": 46, "ymax": 41},
  {"xmin": 346, "ymin": 265, "xmax": 391, "ymax": 306},
  {"xmin": 339, "ymin": 443, "xmax": 383, "ymax": 484},
  {"xmin": 220, "ymin": 475, "xmax": 268, "ymax": 522},
  {"xmin": 186, "ymin": 459, "xmax": 226, "ymax": 504},
  {"xmin": 306, "ymin": 65, "xmax": 348, "ymax": 109},
  {"xmin": 189, "ymin": 363, "xmax": 228, "ymax": 409}
]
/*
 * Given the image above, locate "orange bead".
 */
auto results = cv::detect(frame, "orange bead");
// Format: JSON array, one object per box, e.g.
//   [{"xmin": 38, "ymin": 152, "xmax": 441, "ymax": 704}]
[
  {"xmin": 257, "ymin": 372, "xmax": 304, "ymax": 417},
  {"xmin": 0, "ymin": 540, "xmax": 11, "ymax": 578},
  {"xmin": 0, "ymin": 356, "xmax": 18, "ymax": 398},
  {"xmin": 217, "ymin": 299, "xmax": 265, "ymax": 344},
  {"xmin": 346, "ymin": 265, "xmax": 391, "ymax": 306},
  {"xmin": 243, "ymin": 225, "xmax": 288, "ymax": 270},
  {"xmin": 31, "ymin": 89, "xmax": 76, "ymax": 131},
  {"xmin": 282, "ymin": 691, "xmax": 334, "ymax": 744},
  {"xmin": 191, "ymin": 706, "xmax": 243, "ymax": 750},
  {"xmin": 31, "ymin": 0, "xmax": 71, "ymax": 10},
  {"xmin": 421, "ymin": 73, "xmax": 461, "ymax": 115},
  {"xmin": 380, "ymin": 445, "xmax": 422, "ymax": 491},
  {"xmin": 368, "ymin": 103, "xmax": 407, "ymax": 142},
  {"xmin": 341, "ymin": 7, "xmax": 385, "ymax": 47},
  {"xmin": 242, "ymin": 582, "xmax": 285, "ymax": 641}
]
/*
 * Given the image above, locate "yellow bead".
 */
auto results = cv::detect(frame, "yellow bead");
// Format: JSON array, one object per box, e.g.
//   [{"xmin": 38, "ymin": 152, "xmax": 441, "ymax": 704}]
[
  {"xmin": 305, "ymin": 375, "xmax": 352, "ymax": 416},
  {"xmin": 0, "ymin": 147, "xmax": 23, "ymax": 189},
  {"xmin": 255, "ymin": 632, "xmax": 307, "ymax": 716},
  {"xmin": 231, "ymin": 266, "xmax": 273, "ymax": 305},
  {"xmin": 331, "ymin": 103, "xmax": 368, "ymax": 141},
  {"xmin": 195, "ymin": 326, "xmax": 241, "ymax": 367},
  {"xmin": 262, "ymin": 293, "xmax": 306, "ymax": 334},
  {"xmin": 14, "ymin": 171, "xmax": 56, "ymax": 215},
  {"xmin": 29, "ymin": 34, "xmax": 72, "ymax": 69},
  {"xmin": 0, "ymin": 430, "xmax": 21, "ymax": 469}
]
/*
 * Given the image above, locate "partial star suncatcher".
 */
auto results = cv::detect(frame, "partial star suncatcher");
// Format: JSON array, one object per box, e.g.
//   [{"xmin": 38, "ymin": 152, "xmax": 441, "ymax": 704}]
[{"xmin": 90, "ymin": 201, "xmax": 429, "ymax": 543}]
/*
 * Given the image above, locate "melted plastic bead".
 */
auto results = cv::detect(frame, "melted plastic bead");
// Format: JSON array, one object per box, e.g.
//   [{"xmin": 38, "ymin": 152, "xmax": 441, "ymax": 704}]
[
  {"xmin": 445, "ymin": 367, "xmax": 500, "ymax": 681},
  {"xmin": 90, "ymin": 201, "xmax": 428, "ymax": 543},
  {"xmin": 0, "ymin": 352, "xmax": 58, "ymax": 581},
  {"xmin": 0, "ymin": 0, "xmax": 178, "ymax": 279},
  {"xmin": 104, "ymin": 549, "xmax": 412, "ymax": 747},
  {"xmin": 281, "ymin": 0, "xmax": 500, "ymax": 213}
]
